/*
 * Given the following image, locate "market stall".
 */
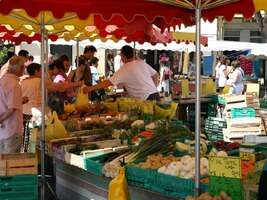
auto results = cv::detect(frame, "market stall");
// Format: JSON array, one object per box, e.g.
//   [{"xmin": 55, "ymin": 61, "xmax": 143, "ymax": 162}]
[{"xmin": 0, "ymin": 1, "xmax": 267, "ymax": 200}]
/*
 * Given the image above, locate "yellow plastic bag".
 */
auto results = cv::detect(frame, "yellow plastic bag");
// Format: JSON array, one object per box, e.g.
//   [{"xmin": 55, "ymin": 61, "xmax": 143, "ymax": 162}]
[
  {"xmin": 140, "ymin": 100, "xmax": 154, "ymax": 115},
  {"xmin": 103, "ymin": 101, "xmax": 119, "ymax": 113},
  {"xmin": 117, "ymin": 98, "xmax": 139, "ymax": 112},
  {"xmin": 154, "ymin": 102, "xmax": 178, "ymax": 119},
  {"xmin": 108, "ymin": 167, "xmax": 130, "ymax": 200},
  {"xmin": 221, "ymin": 85, "xmax": 230, "ymax": 95},
  {"xmin": 45, "ymin": 111, "xmax": 69, "ymax": 141},
  {"xmin": 75, "ymin": 87, "xmax": 89, "ymax": 111},
  {"xmin": 64, "ymin": 101, "xmax": 75, "ymax": 114}
]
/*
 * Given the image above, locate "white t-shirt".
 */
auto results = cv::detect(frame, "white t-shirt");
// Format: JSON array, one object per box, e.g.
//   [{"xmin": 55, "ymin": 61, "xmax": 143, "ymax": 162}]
[
  {"xmin": 90, "ymin": 66, "xmax": 99, "ymax": 85},
  {"xmin": 218, "ymin": 64, "xmax": 227, "ymax": 87},
  {"xmin": 109, "ymin": 60, "xmax": 158, "ymax": 100},
  {"xmin": 21, "ymin": 77, "xmax": 41, "ymax": 115},
  {"xmin": 215, "ymin": 62, "xmax": 221, "ymax": 79},
  {"xmin": 227, "ymin": 68, "xmax": 244, "ymax": 95}
]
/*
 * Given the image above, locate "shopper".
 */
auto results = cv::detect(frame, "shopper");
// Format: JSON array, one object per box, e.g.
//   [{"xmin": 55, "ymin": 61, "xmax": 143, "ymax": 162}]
[
  {"xmin": 0, "ymin": 50, "xmax": 29, "ymax": 79},
  {"xmin": 226, "ymin": 60, "xmax": 244, "ymax": 95},
  {"xmin": 90, "ymin": 57, "xmax": 100, "ymax": 86},
  {"xmin": 83, "ymin": 45, "xmax": 160, "ymax": 101},
  {"xmin": 158, "ymin": 54, "xmax": 172, "ymax": 95},
  {"xmin": 89, "ymin": 57, "xmax": 105, "ymax": 101},
  {"xmin": 0, "ymin": 56, "xmax": 27, "ymax": 153},
  {"xmin": 106, "ymin": 53, "xmax": 114, "ymax": 77},
  {"xmin": 47, "ymin": 62, "xmax": 82, "ymax": 92},
  {"xmin": 48, "ymin": 60, "xmax": 76, "ymax": 114},
  {"xmin": 21, "ymin": 63, "xmax": 41, "ymax": 152},
  {"xmin": 83, "ymin": 45, "xmax": 97, "ymax": 87},
  {"xmin": 216, "ymin": 57, "xmax": 228, "ymax": 92},
  {"xmin": 70, "ymin": 55, "xmax": 87, "ymax": 83},
  {"xmin": 59, "ymin": 54, "xmax": 71, "ymax": 77}
]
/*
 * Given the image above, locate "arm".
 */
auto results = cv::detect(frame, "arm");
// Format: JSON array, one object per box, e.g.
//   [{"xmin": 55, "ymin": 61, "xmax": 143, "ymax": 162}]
[
  {"xmin": 83, "ymin": 79, "xmax": 113, "ymax": 93},
  {"xmin": 152, "ymin": 73, "xmax": 160, "ymax": 87},
  {"xmin": 46, "ymin": 79, "xmax": 82, "ymax": 92},
  {"xmin": 0, "ymin": 108, "xmax": 15, "ymax": 123}
]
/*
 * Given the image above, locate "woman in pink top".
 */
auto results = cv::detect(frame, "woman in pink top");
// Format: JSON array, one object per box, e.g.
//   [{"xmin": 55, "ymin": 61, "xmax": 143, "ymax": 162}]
[{"xmin": 21, "ymin": 63, "xmax": 41, "ymax": 152}]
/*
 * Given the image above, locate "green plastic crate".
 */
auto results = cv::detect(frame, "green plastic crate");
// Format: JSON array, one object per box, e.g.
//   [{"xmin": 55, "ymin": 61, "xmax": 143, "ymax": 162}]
[
  {"xmin": 218, "ymin": 96, "xmax": 226, "ymax": 105},
  {"xmin": 0, "ymin": 175, "xmax": 37, "ymax": 187},
  {"xmin": 205, "ymin": 117, "xmax": 226, "ymax": 142},
  {"xmin": 0, "ymin": 185, "xmax": 38, "ymax": 200},
  {"xmin": 153, "ymin": 173, "xmax": 208, "ymax": 199},
  {"xmin": 0, "ymin": 175, "xmax": 38, "ymax": 200},
  {"xmin": 84, "ymin": 154, "xmax": 109, "ymax": 176},
  {"xmin": 125, "ymin": 165, "xmax": 156, "ymax": 189},
  {"xmin": 260, "ymin": 99, "xmax": 267, "ymax": 108},
  {"xmin": 231, "ymin": 108, "xmax": 256, "ymax": 118}
]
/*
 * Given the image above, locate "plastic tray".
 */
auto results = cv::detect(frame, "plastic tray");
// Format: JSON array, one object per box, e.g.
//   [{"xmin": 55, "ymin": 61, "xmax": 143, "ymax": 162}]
[
  {"xmin": 84, "ymin": 154, "xmax": 109, "ymax": 176},
  {"xmin": 0, "ymin": 175, "xmax": 37, "ymax": 187},
  {"xmin": 125, "ymin": 165, "xmax": 156, "ymax": 189},
  {"xmin": 231, "ymin": 108, "xmax": 256, "ymax": 119},
  {"xmin": 153, "ymin": 173, "xmax": 208, "ymax": 199}
]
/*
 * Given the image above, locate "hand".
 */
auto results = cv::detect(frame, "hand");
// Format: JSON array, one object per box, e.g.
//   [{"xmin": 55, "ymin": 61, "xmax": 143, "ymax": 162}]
[
  {"xmin": 83, "ymin": 86, "xmax": 92, "ymax": 93},
  {"xmin": 22, "ymin": 96, "xmax": 29, "ymax": 104}
]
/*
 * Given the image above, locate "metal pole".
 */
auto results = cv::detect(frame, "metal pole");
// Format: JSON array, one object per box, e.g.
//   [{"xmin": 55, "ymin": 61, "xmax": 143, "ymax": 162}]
[
  {"xmin": 195, "ymin": 7, "xmax": 201, "ymax": 197},
  {"xmin": 40, "ymin": 12, "xmax": 46, "ymax": 200},
  {"xmin": 76, "ymin": 39, "xmax": 79, "ymax": 67},
  {"xmin": 133, "ymin": 41, "xmax": 136, "ymax": 59}
]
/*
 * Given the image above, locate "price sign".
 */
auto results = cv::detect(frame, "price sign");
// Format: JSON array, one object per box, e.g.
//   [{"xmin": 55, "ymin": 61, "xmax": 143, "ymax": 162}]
[
  {"xmin": 209, "ymin": 156, "xmax": 241, "ymax": 178},
  {"xmin": 240, "ymin": 151, "xmax": 255, "ymax": 161},
  {"xmin": 209, "ymin": 176, "xmax": 243, "ymax": 200}
]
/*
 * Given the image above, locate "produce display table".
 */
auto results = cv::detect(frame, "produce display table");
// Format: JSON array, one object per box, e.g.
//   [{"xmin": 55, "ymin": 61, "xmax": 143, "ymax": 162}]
[{"xmin": 55, "ymin": 158, "xmax": 179, "ymax": 200}]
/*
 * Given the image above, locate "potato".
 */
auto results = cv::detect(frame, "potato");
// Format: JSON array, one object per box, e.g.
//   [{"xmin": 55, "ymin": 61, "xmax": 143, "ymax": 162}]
[
  {"xmin": 213, "ymin": 196, "xmax": 222, "ymax": 200},
  {"xmin": 220, "ymin": 191, "xmax": 231, "ymax": 200},
  {"xmin": 185, "ymin": 196, "xmax": 195, "ymax": 200}
]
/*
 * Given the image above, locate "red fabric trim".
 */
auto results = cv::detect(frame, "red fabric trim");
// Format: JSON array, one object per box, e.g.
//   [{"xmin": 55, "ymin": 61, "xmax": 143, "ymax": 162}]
[{"xmin": 0, "ymin": 0, "xmax": 255, "ymax": 27}]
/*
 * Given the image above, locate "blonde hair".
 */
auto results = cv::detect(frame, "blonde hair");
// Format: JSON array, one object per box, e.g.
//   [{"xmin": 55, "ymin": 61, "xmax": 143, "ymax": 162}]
[{"xmin": 8, "ymin": 56, "xmax": 25, "ymax": 74}]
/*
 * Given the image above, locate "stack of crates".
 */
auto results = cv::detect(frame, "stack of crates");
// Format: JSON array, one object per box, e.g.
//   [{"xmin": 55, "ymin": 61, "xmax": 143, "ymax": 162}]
[
  {"xmin": 205, "ymin": 117, "xmax": 227, "ymax": 141},
  {"xmin": 0, "ymin": 175, "xmax": 38, "ymax": 200},
  {"xmin": 0, "ymin": 153, "xmax": 38, "ymax": 200}
]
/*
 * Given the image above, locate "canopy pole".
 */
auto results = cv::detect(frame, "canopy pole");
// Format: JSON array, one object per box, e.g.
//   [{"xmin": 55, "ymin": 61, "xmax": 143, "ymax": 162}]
[
  {"xmin": 76, "ymin": 38, "xmax": 80, "ymax": 67},
  {"xmin": 133, "ymin": 41, "xmax": 136, "ymax": 59},
  {"xmin": 194, "ymin": 7, "xmax": 201, "ymax": 197},
  {"xmin": 40, "ymin": 12, "xmax": 46, "ymax": 200}
]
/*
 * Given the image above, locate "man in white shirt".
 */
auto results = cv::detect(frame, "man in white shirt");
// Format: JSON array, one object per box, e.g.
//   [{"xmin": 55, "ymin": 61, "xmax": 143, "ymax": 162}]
[{"xmin": 83, "ymin": 45, "xmax": 159, "ymax": 101}]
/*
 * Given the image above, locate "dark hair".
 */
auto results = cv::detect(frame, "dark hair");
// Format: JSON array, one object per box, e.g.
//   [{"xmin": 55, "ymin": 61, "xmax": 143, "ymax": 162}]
[
  {"xmin": 75, "ymin": 55, "xmax": 87, "ymax": 67},
  {"xmin": 90, "ymin": 57, "xmax": 99, "ymax": 66},
  {"xmin": 7, "ymin": 51, "xmax": 15, "ymax": 60},
  {"xmin": 29, "ymin": 55, "xmax": 34, "ymax": 61},
  {"xmin": 84, "ymin": 45, "xmax": 97, "ymax": 54},
  {"xmin": 18, "ymin": 50, "xmax": 29, "ymax": 57},
  {"xmin": 231, "ymin": 60, "xmax": 240, "ymax": 69},
  {"xmin": 121, "ymin": 45, "xmax": 134, "ymax": 59},
  {"xmin": 48, "ymin": 62, "xmax": 55, "ymax": 70},
  {"xmin": 107, "ymin": 53, "xmax": 113, "ymax": 60},
  {"xmin": 221, "ymin": 57, "xmax": 229, "ymax": 65},
  {"xmin": 59, "ymin": 54, "xmax": 69, "ymax": 62},
  {"xmin": 27, "ymin": 63, "xmax": 41, "ymax": 76},
  {"xmin": 54, "ymin": 59, "xmax": 65, "ymax": 72}
]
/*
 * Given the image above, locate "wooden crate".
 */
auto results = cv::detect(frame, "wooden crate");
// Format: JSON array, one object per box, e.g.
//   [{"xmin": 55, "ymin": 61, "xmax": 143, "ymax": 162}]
[{"xmin": 0, "ymin": 153, "xmax": 38, "ymax": 176}]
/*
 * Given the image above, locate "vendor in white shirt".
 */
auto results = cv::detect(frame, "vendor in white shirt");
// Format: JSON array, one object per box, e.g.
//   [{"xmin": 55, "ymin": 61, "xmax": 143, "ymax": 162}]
[
  {"xmin": 83, "ymin": 45, "xmax": 160, "ymax": 101},
  {"xmin": 226, "ymin": 60, "xmax": 244, "ymax": 95}
]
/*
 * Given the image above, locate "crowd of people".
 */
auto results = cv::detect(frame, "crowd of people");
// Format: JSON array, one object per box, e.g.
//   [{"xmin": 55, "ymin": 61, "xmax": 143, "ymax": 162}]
[
  {"xmin": 0, "ymin": 45, "xmax": 161, "ymax": 154},
  {"xmin": 215, "ymin": 56, "xmax": 245, "ymax": 95}
]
